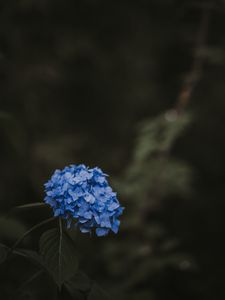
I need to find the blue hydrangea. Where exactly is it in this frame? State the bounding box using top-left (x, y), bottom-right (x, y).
top-left (44, 164), bottom-right (124, 236)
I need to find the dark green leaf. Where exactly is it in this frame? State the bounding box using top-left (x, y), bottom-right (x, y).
top-left (134, 112), bottom-right (191, 162)
top-left (39, 228), bottom-right (78, 288)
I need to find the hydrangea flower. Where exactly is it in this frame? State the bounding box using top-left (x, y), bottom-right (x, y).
top-left (44, 164), bottom-right (124, 236)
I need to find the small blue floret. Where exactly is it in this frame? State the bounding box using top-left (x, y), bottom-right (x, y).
top-left (44, 164), bottom-right (124, 236)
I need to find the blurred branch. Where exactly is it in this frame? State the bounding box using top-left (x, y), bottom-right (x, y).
top-left (175, 2), bottom-right (212, 113)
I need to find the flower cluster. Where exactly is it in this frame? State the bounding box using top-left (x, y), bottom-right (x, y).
top-left (44, 164), bottom-right (124, 236)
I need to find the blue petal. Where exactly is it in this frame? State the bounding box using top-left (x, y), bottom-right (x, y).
top-left (54, 208), bottom-right (62, 217)
top-left (80, 226), bottom-right (90, 233)
top-left (108, 202), bottom-right (120, 211)
top-left (84, 211), bottom-right (92, 219)
top-left (111, 219), bottom-right (120, 234)
top-left (96, 228), bottom-right (109, 237)
top-left (84, 193), bottom-right (95, 204)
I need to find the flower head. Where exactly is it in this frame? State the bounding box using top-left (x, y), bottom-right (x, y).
top-left (44, 164), bottom-right (124, 236)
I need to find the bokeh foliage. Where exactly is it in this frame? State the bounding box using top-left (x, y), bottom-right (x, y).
top-left (1, 0), bottom-right (225, 299)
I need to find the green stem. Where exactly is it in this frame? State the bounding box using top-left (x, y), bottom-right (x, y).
top-left (7, 202), bottom-right (48, 218)
top-left (14, 202), bottom-right (48, 210)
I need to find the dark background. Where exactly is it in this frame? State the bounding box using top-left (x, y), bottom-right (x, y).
top-left (0, 0), bottom-right (225, 299)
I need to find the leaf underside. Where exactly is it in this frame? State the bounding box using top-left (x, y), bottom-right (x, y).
top-left (39, 228), bottom-right (78, 288)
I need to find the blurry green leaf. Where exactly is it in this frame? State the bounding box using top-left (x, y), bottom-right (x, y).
top-left (119, 111), bottom-right (192, 203)
top-left (124, 158), bottom-right (192, 200)
top-left (134, 111), bottom-right (191, 162)
top-left (39, 227), bottom-right (78, 288)
top-left (107, 110), bottom-right (193, 297)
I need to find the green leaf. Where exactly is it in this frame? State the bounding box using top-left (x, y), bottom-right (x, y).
top-left (39, 227), bottom-right (79, 288)
top-left (88, 284), bottom-right (110, 300)
top-left (134, 111), bottom-right (191, 162)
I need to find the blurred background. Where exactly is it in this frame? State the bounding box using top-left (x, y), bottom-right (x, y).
top-left (0, 0), bottom-right (225, 299)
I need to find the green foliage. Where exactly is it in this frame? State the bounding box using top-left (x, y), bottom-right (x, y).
top-left (119, 111), bottom-right (192, 206)
top-left (103, 110), bottom-right (193, 298)
top-left (134, 110), bottom-right (191, 162)
top-left (0, 209), bottom-right (108, 299)
top-left (39, 227), bottom-right (79, 288)
top-left (0, 110), bottom-right (194, 300)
